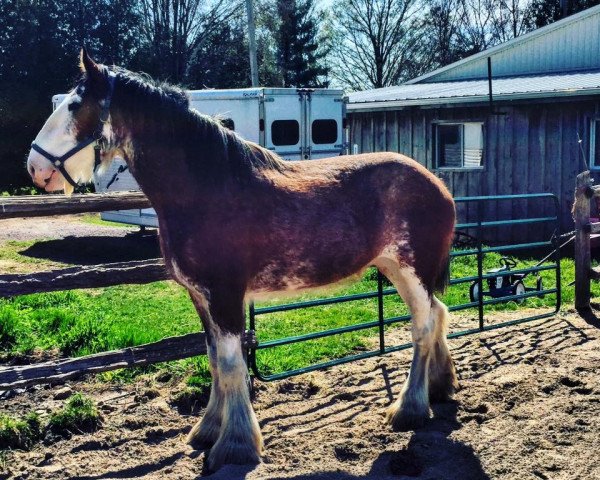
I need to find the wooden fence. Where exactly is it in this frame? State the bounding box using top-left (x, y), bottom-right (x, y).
top-left (573, 171), bottom-right (600, 310)
top-left (0, 192), bottom-right (206, 390)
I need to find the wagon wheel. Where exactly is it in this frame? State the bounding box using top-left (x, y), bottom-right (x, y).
top-left (513, 280), bottom-right (526, 304)
top-left (469, 282), bottom-right (480, 303)
top-left (536, 276), bottom-right (545, 299)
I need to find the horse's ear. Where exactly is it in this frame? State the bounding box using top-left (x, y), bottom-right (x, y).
top-left (79, 48), bottom-right (105, 91)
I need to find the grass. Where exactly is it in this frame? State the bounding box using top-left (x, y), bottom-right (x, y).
top-left (0, 413), bottom-right (41, 450)
top-left (0, 235), bottom-right (595, 382)
top-left (47, 393), bottom-right (101, 435)
top-left (0, 393), bottom-right (100, 451)
top-left (79, 213), bottom-right (133, 229)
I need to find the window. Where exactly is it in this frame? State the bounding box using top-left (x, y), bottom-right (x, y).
top-left (592, 119), bottom-right (600, 168)
top-left (435, 122), bottom-right (484, 169)
top-left (312, 119), bottom-right (338, 144)
top-left (271, 120), bottom-right (300, 146)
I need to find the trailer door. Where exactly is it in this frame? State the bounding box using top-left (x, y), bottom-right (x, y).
top-left (264, 91), bottom-right (303, 160)
top-left (307, 92), bottom-right (345, 159)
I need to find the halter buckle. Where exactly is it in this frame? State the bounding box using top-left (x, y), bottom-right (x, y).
top-left (54, 160), bottom-right (62, 167)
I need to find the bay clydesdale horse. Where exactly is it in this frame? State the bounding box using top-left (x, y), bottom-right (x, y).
top-left (27, 49), bottom-right (457, 470)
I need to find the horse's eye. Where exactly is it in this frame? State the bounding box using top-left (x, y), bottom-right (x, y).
top-left (68, 101), bottom-right (81, 112)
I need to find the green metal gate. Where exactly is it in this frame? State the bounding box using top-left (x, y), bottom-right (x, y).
top-left (248, 193), bottom-right (561, 381)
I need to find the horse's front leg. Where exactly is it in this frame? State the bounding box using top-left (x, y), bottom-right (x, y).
top-left (201, 287), bottom-right (263, 470)
top-left (186, 291), bottom-right (223, 449)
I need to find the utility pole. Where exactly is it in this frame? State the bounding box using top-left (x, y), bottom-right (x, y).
top-left (246, 0), bottom-right (259, 87)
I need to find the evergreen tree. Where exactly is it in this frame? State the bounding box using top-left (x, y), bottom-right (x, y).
top-left (526, 0), bottom-right (600, 28)
top-left (0, 0), bottom-right (141, 191)
top-left (275, 0), bottom-right (328, 87)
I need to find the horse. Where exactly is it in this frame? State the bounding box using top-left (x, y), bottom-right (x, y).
top-left (27, 49), bottom-right (457, 470)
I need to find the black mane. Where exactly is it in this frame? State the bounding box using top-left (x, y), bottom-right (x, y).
top-left (108, 67), bottom-right (284, 185)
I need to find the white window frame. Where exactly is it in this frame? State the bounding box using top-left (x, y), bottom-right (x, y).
top-left (591, 118), bottom-right (600, 169)
top-left (434, 121), bottom-right (484, 170)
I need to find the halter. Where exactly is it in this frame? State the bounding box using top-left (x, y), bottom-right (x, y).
top-left (31, 70), bottom-right (116, 188)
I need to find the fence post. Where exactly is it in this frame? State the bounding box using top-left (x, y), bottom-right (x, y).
top-left (574, 171), bottom-right (592, 311)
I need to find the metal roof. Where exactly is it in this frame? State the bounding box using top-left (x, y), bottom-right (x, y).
top-left (407, 5), bottom-right (600, 84)
top-left (347, 70), bottom-right (600, 111)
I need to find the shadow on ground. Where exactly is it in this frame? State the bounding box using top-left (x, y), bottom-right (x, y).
top-left (21, 232), bottom-right (161, 265)
top-left (200, 401), bottom-right (489, 480)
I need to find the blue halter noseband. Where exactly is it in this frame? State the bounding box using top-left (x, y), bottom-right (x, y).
top-left (31, 70), bottom-right (116, 188)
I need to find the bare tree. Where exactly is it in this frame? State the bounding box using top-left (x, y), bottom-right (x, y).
top-left (328, 0), bottom-right (427, 90)
top-left (138, 0), bottom-right (240, 83)
top-left (423, 0), bottom-right (463, 68)
top-left (456, 0), bottom-right (535, 54)
top-left (455, 0), bottom-right (497, 54)
top-left (493, 0), bottom-right (535, 42)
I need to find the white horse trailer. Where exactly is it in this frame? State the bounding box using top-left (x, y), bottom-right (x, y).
top-left (52, 87), bottom-right (347, 227)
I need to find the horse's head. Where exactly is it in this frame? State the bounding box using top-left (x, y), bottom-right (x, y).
top-left (27, 49), bottom-right (115, 195)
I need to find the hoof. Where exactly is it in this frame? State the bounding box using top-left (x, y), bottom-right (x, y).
top-left (386, 400), bottom-right (429, 432)
top-left (387, 410), bottom-right (429, 432)
top-left (186, 418), bottom-right (221, 450)
top-left (207, 437), bottom-right (262, 471)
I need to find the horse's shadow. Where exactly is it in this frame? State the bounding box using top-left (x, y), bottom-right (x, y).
top-left (199, 396), bottom-right (489, 480)
top-left (20, 232), bottom-right (161, 265)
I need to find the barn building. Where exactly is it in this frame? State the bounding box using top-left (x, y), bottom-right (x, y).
top-left (347, 5), bottom-right (600, 241)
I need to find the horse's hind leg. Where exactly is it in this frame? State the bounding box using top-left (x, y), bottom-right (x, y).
top-left (186, 291), bottom-right (224, 449)
top-left (428, 297), bottom-right (458, 402)
top-left (374, 257), bottom-right (435, 430)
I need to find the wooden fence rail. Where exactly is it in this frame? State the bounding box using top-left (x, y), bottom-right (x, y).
top-left (0, 333), bottom-right (206, 390)
top-left (0, 190), bottom-right (205, 391)
top-left (0, 191), bottom-right (151, 219)
top-left (0, 259), bottom-right (168, 298)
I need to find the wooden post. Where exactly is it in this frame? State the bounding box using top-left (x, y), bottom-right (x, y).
top-left (574, 171), bottom-right (592, 310)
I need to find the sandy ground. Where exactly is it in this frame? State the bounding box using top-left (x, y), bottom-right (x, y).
top-left (2, 216), bottom-right (600, 479)
top-left (2, 309), bottom-right (600, 480)
top-left (0, 215), bottom-right (137, 243)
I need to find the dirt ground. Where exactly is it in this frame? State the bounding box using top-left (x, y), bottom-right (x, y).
top-left (2, 308), bottom-right (600, 480)
top-left (2, 216), bottom-right (600, 479)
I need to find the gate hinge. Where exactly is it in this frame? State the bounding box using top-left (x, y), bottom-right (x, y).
top-left (243, 330), bottom-right (258, 349)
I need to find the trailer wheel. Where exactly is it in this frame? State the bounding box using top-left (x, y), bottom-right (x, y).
top-left (469, 282), bottom-right (480, 302)
top-left (513, 280), bottom-right (526, 304)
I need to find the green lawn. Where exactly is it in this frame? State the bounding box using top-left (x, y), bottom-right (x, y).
top-left (0, 236), bottom-right (594, 383)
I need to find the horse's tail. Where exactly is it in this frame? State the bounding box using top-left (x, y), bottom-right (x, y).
top-left (434, 253), bottom-right (451, 295)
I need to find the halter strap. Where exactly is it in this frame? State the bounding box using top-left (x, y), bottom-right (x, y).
top-left (31, 70), bottom-right (116, 188)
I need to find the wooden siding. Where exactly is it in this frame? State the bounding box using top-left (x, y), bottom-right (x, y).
top-left (348, 99), bottom-right (600, 243)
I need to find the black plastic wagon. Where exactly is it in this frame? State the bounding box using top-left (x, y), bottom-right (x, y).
top-left (469, 257), bottom-right (544, 304)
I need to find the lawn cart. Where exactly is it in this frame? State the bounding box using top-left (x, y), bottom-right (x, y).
top-left (469, 257), bottom-right (544, 304)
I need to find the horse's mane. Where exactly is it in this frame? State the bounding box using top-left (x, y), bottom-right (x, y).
top-left (109, 67), bottom-right (286, 184)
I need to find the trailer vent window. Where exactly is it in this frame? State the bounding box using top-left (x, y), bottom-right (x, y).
top-left (435, 122), bottom-right (483, 169)
top-left (272, 120), bottom-right (300, 146)
top-left (591, 119), bottom-right (600, 168)
top-left (312, 119), bottom-right (338, 144)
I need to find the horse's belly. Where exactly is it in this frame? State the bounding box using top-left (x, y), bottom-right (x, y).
top-left (247, 258), bottom-right (370, 299)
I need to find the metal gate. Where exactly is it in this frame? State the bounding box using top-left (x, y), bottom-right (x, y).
top-left (248, 193), bottom-right (561, 381)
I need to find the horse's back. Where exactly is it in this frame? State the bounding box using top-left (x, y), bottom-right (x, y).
top-left (248, 151), bottom-right (455, 295)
